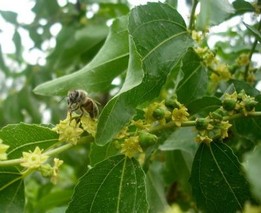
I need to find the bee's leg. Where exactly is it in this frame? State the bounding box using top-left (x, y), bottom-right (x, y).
top-left (79, 106), bottom-right (85, 119)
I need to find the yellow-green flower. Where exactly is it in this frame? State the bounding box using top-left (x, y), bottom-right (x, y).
top-left (219, 121), bottom-right (232, 139)
top-left (121, 136), bottom-right (143, 158)
top-left (236, 53), bottom-right (249, 66)
top-left (172, 105), bottom-right (189, 127)
top-left (116, 126), bottom-right (129, 139)
top-left (195, 134), bottom-right (213, 144)
top-left (210, 63), bottom-right (231, 83)
top-left (39, 158), bottom-right (64, 184)
top-left (0, 139), bottom-right (9, 160)
top-left (192, 30), bottom-right (203, 43)
top-left (53, 113), bottom-right (83, 145)
top-left (80, 114), bottom-right (97, 137)
top-left (50, 158), bottom-right (63, 184)
top-left (21, 147), bottom-right (49, 169)
top-left (144, 101), bottom-right (170, 125)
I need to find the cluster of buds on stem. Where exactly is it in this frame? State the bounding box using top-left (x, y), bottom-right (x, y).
top-left (20, 146), bottom-right (63, 184)
top-left (222, 90), bottom-right (258, 116)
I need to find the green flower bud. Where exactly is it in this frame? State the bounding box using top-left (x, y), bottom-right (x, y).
top-left (245, 100), bottom-right (258, 112)
top-left (152, 108), bottom-right (165, 120)
top-left (195, 118), bottom-right (209, 131)
top-left (139, 131), bottom-right (158, 148)
top-left (165, 99), bottom-right (179, 109)
top-left (222, 99), bottom-right (237, 111)
top-left (211, 108), bottom-right (226, 120)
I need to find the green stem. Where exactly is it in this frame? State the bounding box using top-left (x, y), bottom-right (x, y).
top-left (0, 136), bottom-right (93, 167)
top-left (244, 18), bottom-right (261, 80)
top-left (149, 111), bottom-right (261, 133)
top-left (189, 0), bottom-right (199, 31)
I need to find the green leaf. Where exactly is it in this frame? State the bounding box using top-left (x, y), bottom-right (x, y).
top-left (89, 142), bottom-right (119, 166)
top-left (0, 167), bottom-right (24, 212)
top-left (146, 162), bottom-right (169, 213)
top-left (187, 96), bottom-right (222, 116)
top-left (244, 144), bottom-right (261, 202)
top-left (231, 79), bottom-right (260, 97)
top-left (0, 123), bottom-right (58, 159)
top-left (33, 15), bottom-right (129, 96)
top-left (244, 22), bottom-right (261, 43)
top-left (0, 11), bottom-right (17, 24)
top-left (159, 127), bottom-right (198, 156)
top-left (13, 30), bottom-right (22, 63)
top-left (66, 155), bottom-right (148, 213)
top-left (96, 39), bottom-right (143, 145)
top-left (232, 117), bottom-right (261, 140)
top-left (36, 189), bottom-right (73, 211)
top-left (176, 48), bottom-right (208, 105)
top-left (196, 0), bottom-right (234, 30)
top-left (47, 24), bottom-right (108, 71)
top-left (96, 3), bottom-right (192, 145)
top-left (232, 0), bottom-right (255, 15)
top-left (163, 151), bottom-right (193, 193)
top-left (190, 142), bottom-right (251, 213)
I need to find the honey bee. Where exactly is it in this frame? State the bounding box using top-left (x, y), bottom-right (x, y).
top-left (67, 90), bottom-right (99, 119)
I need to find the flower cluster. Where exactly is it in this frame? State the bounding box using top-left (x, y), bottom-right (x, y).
top-left (222, 90), bottom-right (258, 116)
top-left (193, 30), bottom-right (232, 88)
top-left (118, 99), bottom-right (190, 158)
top-left (20, 146), bottom-right (63, 184)
top-left (195, 115), bottom-right (232, 144)
top-left (0, 139), bottom-right (9, 160)
top-left (144, 101), bottom-right (171, 125)
top-left (53, 112), bottom-right (97, 145)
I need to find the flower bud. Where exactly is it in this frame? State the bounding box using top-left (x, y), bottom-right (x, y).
top-left (210, 108), bottom-right (226, 120)
top-left (139, 131), bottom-right (158, 149)
top-left (195, 118), bottom-right (209, 131)
top-left (245, 100), bottom-right (258, 112)
top-left (222, 99), bottom-right (237, 111)
top-left (165, 99), bottom-right (179, 109)
top-left (152, 108), bottom-right (165, 120)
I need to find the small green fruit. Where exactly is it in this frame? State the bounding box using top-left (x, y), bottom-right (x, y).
top-left (195, 118), bottom-right (208, 131)
top-left (223, 99), bottom-right (236, 111)
top-left (152, 108), bottom-right (165, 120)
top-left (139, 131), bottom-right (158, 148)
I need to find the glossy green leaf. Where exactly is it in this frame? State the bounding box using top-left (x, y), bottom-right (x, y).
top-left (163, 151), bottom-right (193, 193)
top-left (0, 167), bottom-right (24, 212)
top-left (66, 155), bottom-right (148, 213)
top-left (159, 127), bottom-right (198, 156)
top-left (146, 162), bottom-right (169, 213)
top-left (89, 142), bottom-right (119, 166)
top-left (232, 0), bottom-right (255, 15)
top-left (96, 2), bottom-right (192, 145)
top-left (33, 15), bottom-right (129, 96)
top-left (244, 22), bottom-right (261, 43)
top-left (233, 117), bottom-right (261, 140)
top-left (196, 0), bottom-right (234, 30)
top-left (0, 123), bottom-right (58, 159)
top-left (176, 48), bottom-right (208, 105)
top-left (244, 144), bottom-right (261, 202)
top-left (190, 142), bottom-right (251, 213)
top-left (187, 96), bottom-right (222, 116)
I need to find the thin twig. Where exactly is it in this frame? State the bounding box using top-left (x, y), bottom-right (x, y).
top-left (244, 17), bottom-right (261, 80)
top-left (189, 0), bottom-right (199, 31)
